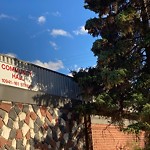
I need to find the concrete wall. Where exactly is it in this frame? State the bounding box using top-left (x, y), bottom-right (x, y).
top-left (0, 101), bottom-right (85, 150)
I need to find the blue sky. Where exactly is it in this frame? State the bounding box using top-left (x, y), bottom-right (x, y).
top-left (0, 0), bottom-right (97, 75)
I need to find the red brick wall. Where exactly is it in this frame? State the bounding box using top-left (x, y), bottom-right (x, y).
top-left (91, 124), bottom-right (145, 150)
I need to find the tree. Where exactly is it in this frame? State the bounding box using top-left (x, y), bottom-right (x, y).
top-left (72, 0), bottom-right (150, 148)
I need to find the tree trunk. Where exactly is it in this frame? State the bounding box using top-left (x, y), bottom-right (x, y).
top-left (140, 0), bottom-right (150, 73)
top-left (84, 114), bottom-right (93, 150)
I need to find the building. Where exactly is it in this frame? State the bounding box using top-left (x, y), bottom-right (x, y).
top-left (0, 54), bottom-right (144, 150)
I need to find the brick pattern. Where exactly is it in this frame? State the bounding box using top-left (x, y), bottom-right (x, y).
top-left (0, 101), bottom-right (85, 150)
top-left (0, 100), bottom-right (146, 150)
top-left (91, 124), bottom-right (145, 150)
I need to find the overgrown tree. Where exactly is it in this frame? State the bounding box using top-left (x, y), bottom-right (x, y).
top-left (72, 0), bottom-right (150, 148)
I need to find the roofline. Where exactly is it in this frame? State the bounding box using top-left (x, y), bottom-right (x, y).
top-left (0, 53), bottom-right (73, 79)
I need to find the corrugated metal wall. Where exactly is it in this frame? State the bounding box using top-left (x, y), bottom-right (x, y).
top-left (0, 54), bottom-right (81, 100)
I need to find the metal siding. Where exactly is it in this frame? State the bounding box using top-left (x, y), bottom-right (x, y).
top-left (62, 76), bottom-right (66, 97)
top-left (51, 72), bottom-right (56, 95)
top-left (49, 71), bottom-right (54, 94)
top-left (0, 54), bottom-right (81, 100)
top-left (46, 70), bottom-right (51, 94)
top-left (60, 74), bottom-right (64, 96)
top-left (55, 73), bottom-right (60, 95)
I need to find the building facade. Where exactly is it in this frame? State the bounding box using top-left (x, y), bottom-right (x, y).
top-left (0, 54), bottom-right (145, 150)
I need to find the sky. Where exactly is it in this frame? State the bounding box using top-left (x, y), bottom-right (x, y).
top-left (0, 0), bottom-right (97, 75)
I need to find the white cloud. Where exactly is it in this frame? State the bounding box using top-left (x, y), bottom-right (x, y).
top-left (49, 41), bottom-right (58, 50)
top-left (0, 13), bottom-right (17, 21)
top-left (32, 60), bottom-right (64, 71)
top-left (5, 53), bottom-right (17, 58)
top-left (50, 29), bottom-right (72, 37)
top-left (52, 11), bottom-right (61, 17)
top-left (37, 16), bottom-right (46, 24)
top-left (3, 52), bottom-right (64, 71)
top-left (73, 26), bottom-right (88, 35)
top-left (67, 73), bottom-right (73, 77)
top-left (67, 65), bottom-right (82, 77)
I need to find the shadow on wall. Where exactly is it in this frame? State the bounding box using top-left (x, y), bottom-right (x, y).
top-left (0, 98), bottom-right (85, 149)
top-left (0, 55), bottom-right (87, 149)
top-left (31, 93), bottom-right (85, 150)
top-left (0, 54), bottom-right (81, 100)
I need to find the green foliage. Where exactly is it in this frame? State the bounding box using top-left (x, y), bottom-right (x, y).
top-left (117, 8), bottom-right (137, 22)
top-left (116, 7), bottom-right (140, 36)
top-left (73, 0), bottom-right (150, 147)
top-left (144, 33), bottom-right (150, 46)
top-left (101, 68), bottom-right (127, 88)
top-left (85, 18), bottom-right (102, 37)
top-left (141, 104), bottom-right (150, 123)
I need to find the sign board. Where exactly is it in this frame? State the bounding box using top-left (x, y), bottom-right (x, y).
top-left (0, 61), bottom-right (34, 90)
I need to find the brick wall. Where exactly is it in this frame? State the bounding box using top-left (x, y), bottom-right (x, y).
top-left (0, 100), bottom-right (146, 150)
top-left (91, 124), bottom-right (145, 150)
